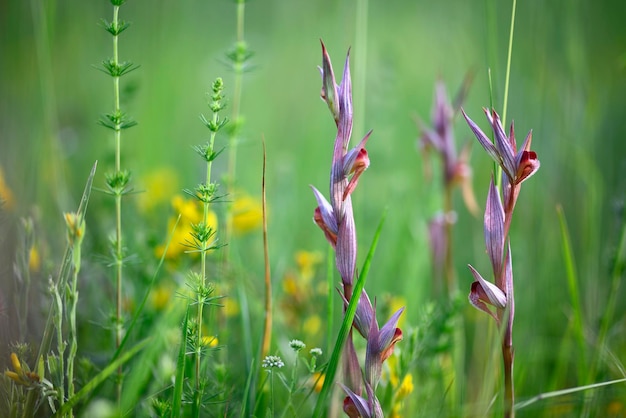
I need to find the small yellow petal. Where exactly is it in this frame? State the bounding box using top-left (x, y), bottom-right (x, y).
top-left (10, 353), bottom-right (22, 374)
top-left (397, 374), bottom-right (414, 399)
top-left (303, 315), bottom-right (321, 336)
top-left (28, 245), bottom-right (40, 273)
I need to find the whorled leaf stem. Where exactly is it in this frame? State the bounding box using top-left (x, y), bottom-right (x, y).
top-left (99, 0), bottom-right (138, 405)
top-left (187, 77), bottom-right (227, 416)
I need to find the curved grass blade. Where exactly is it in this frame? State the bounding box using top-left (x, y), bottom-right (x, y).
top-left (54, 338), bottom-right (150, 417)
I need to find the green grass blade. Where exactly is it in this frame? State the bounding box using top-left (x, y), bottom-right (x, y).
top-left (312, 208), bottom-right (387, 418)
top-left (240, 359), bottom-right (256, 418)
top-left (325, 244), bottom-right (335, 357)
top-left (515, 378), bottom-right (626, 411)
top-left (556, 205), bottom-right (587, 378)
top-left (54, 338), bottom-right (150, 417)
top-left (171, 307), bottom-right (190, 418)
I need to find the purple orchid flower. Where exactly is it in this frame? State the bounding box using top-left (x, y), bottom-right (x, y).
top-left (311, 41), bottom-right (372, 287)
top-left (462, 108), bottom-right (540, 187)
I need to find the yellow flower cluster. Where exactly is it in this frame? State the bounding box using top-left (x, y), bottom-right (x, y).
top-left (231, 191), bottom-right (263, 235)
top-left (280, 250), bottom-right (326, 343)
top-left (4, 353), bottom-right (39, 387)
top-left (386, 353), bottom-right (415, 418)
top-left (155, 195), bottom-right (218, 261)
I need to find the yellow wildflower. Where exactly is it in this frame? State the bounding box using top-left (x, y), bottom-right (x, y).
top-left (387, 353), bottom-right (399, 387)
top-left (295, 250), bottom-right (323, 281)
top-left (282, 272), bottom-right (298, 297)
top-left (136, 168), bottom-right (179, 213)
top-left (5, 353), bottom-right (39, 387)
top-left (311, 372), bottom-right (325, 393)
top-left (223, 296), bottom-right (240, 318)
top-left (396, 373), bottom-right (414, 400)
top-left (151, 284), bottom-right (172, 311)
top-left (232, 191), bottom-right (263, 235)
top-left (201, 336), bottom-right (219, 348)
top-left (303, 315), bottom-right (322, 336)
top-left (0, 167), bottom-right (15, 210)
top-left (155, 195), bottom-right (218, 260)
top-left (29, 245), bottom-right (41, 273)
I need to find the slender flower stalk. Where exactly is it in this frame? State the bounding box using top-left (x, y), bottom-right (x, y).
top-left (99, 0), bottom-right (138, 403)
top-left (463, 108), bottom-right (539, 418)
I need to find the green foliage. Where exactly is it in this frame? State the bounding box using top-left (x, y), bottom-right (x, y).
top-left (1, 1), bottom-right (626, 417)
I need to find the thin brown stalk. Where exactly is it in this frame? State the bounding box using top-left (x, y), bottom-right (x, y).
top-left (260, 138), bottom-right (272, 359)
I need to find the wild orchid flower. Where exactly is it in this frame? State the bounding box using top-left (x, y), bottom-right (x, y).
top-left (462, 108), bottom-right (540, 188)
top-left (311, 41), bottom-right (404, 416)
top-left (463, 107), bottom-right (540, 418)
top-left (311, 41), bottom-right (372, 288)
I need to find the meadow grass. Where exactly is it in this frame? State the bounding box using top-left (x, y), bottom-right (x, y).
top-left (1, 0), bottom-right (625, 417)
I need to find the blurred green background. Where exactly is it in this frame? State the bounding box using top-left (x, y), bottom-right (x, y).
top-left (1, 0), bottom-right (625, 415)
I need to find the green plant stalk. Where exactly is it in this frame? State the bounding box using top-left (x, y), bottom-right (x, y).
top-left (66, 221), bottom-right (85, 418)
top-left (585, 210), bottom-right (626, 386)
top-left (501, 0), bottom-right (516, 128)
top-left (52, 279), bottom-right (65, 410)
top-left (556, 205), bottom-right (587, 380)
top-left (110, 3), bottom-right (125, 404)
top-left (171, 308), bottom-right (190, 418)
top-left (443, 185), bottom-right (455, 296)
top-left (194, 110), bottom-right (220, 415)
top-left (313, 209), bottom-right (387, 418)
top-left (225, 0), bottom-right (247, 258)
top-left (325, 245), bottom-right (334, 358)
top-left (354, 0), bottom-right (368, 141)
top-left (22, 162), bottom-right (97, 418)
top-left (269, 371), bottom-right (275, 417)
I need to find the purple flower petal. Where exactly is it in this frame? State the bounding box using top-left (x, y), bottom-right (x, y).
top-left (463, 109), bottom-right (502, 169)
top-left (320, 40), bottom-right (339, 123)
top-left (484, 179), bottom-right (505, 284)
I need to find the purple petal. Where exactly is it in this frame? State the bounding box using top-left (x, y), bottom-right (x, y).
top-left (341, 385), bottom-right (372, 418)
top-left (336, 198), bottom-right (356, 286)
top-left (378, 307), bottom-right (405, 350)
top-left (463, 109), bottom-right (501, 168)
top-left (310, 185), bottom-right (337, 234)
top-left (352, 290), bottom-right (375, 339)
top-left (337, 50), bottom-right (353, 151)
top-left (503, 240), bottom-right (514, 303)
top-left (487, 109), bottom-right (517, 181)
top-left (320, 40), bottom-right (339, 123)
top-left (484, 179), bottom-right (505, 283)
top-left (468, 264), bottom-right (506, 308)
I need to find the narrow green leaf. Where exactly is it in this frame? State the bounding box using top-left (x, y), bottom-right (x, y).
top-left (313, 209), bottom-right (387, 418)
top-left (556, 205), bottom-right (587, 377)
top-left (171, 308), bottom-right (190, 418)
top-left (54, 338), bottom-right (150, 417)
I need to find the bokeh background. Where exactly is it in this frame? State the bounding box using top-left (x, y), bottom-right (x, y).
top-left (1, 0), bottom-right (625, 416)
